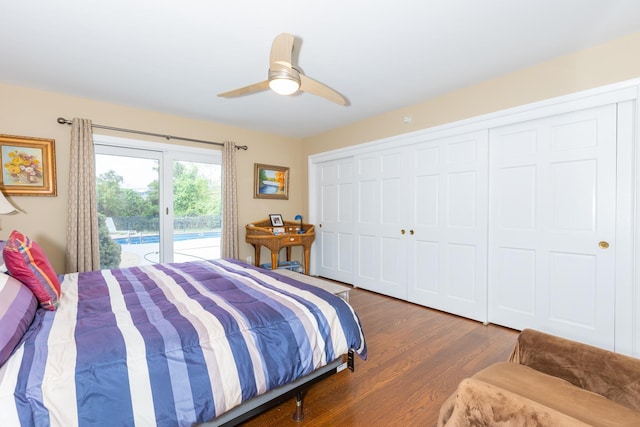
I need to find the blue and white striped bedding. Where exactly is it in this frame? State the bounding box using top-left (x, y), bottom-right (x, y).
top-left (0, 259), bottom-right (366, 426)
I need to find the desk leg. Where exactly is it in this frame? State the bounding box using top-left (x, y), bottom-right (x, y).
top-left (253, 245), bottom-right (260, 267)
top-left (303, 245), bottom-right (311, 275)
top-left (270, 251), bottom-right (278, 270)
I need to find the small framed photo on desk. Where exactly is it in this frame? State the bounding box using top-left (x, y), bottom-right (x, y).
top-left (269, 214), bottom-right (284, 227)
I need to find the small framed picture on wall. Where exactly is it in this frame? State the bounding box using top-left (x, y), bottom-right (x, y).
top-left (0, 134), bottom-right (57, 196)
top-left (254, 163), bottom-right (289, 200)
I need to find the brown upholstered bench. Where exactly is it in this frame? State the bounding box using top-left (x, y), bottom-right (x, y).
top-left (438, 329), bottom-right (640, 426)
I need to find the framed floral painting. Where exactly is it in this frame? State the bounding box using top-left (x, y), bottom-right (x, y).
top-left (0, 134), bottom-right (57, 196)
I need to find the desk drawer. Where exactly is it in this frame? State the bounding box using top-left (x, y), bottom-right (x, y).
top-left (282, 235), bottom-right (301, 244)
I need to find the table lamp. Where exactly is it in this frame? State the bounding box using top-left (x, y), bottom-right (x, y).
top-left (294, 214), bottom-right (304, 233)
top-left (0, 190), bottom-right (17, 214)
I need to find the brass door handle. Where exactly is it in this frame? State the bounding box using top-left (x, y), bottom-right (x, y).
top-left (599, 241), bottom-right (609, 249)
top-left (410, 230), bottom-right (414, 235)
top-left (401, 229), bottom-right (405, 235)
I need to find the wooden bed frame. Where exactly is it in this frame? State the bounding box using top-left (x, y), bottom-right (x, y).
top-left (204, 350), bottom-right (355, 426)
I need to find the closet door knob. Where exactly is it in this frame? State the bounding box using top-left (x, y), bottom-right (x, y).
top-left (401, 229), bottom-right (406, 235)
top-left (410, 230), bottom-right (414, 235)
top-left (599, 241), bottom-right (609, 249)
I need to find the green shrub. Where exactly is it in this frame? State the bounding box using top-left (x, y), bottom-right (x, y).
top-left (98, 213), bottom-right (121, 269)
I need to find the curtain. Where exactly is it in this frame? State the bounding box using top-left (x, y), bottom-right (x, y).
top-left (65, 118), bottom-right (100, 273)
top-left (221, 141), bottom-right (239, 259)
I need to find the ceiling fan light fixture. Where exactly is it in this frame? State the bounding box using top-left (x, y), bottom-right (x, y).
top-left (219, 33), bottom-right (346, 105)
top-left (268, 68), bottom-right (300, 95)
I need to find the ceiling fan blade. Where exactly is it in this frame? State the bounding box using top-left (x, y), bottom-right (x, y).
top-left (217, 80), bottom-right (269, 98)
top-left (299, 74), bottom-right (347, 105)
top-left (270, 33), bottom-right (295, 66)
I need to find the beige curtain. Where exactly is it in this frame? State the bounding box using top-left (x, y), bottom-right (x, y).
top-left (221, 141), bottom-right (239, 259)
top-left (65, 118), bottom-right (100, 273)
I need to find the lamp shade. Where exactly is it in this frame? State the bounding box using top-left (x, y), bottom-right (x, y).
top-left (0, 191), bottom-right (17, 214)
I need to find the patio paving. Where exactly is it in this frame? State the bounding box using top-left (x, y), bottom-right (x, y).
top-left (118, 236), bottom-right (220, 267)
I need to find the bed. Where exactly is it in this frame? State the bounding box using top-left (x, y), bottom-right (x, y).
top-left (0, 233), bottom-right (366, 427)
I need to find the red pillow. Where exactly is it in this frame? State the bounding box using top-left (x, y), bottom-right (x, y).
top-left (3, 230), bottom-right (61, 311)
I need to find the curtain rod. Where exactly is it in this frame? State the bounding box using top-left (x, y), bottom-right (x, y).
top-left (56, 117), bottom-right (248, 150)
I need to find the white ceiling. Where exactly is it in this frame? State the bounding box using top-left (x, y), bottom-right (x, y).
top-left (2, 1), bottom-right (640, 139)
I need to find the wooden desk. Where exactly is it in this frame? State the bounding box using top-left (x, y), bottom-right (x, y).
top-left (245, 219), bottom-right (315, 275)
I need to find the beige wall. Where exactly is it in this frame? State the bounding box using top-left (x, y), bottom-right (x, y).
top-left (0, 83), bottom-right (303, 272)
top-left (3, 30), bottom-right (639, 273)
top-left (300, 31), bottom-right (640, 216)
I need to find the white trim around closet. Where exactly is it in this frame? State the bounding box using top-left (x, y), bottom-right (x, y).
top-left (309, 77), bottom-right (640, 356)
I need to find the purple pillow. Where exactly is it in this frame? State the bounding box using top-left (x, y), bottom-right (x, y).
top-left (0, 274), bottom-right (37, 366)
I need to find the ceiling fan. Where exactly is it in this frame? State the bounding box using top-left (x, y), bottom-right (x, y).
top-left (217, 33), bottom-right (347, 105)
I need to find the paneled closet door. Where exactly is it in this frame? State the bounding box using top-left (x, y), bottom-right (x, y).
top-left (315, 157), bottom-right (355, 282)
top-left (406, 132), bottom-right (489, 322)
top-left (354, 149), bottom-right (408, 299)
top-left (488, 104), bottom-right (617, 350)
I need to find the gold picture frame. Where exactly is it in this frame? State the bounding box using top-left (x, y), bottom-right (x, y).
top-left (0, 134), bottom-right (57, 196)
top-left (254, 163), bottom-right (289, 200)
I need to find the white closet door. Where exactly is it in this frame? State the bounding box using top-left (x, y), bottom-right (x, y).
top-left (315, 158), bottom-right (355, 282)
top-left (488, 104), bottom-right (617, 349)
top-left (406, 131), bottom-right (488, 322)
top-left (354, 149), bottom-right (407, 299)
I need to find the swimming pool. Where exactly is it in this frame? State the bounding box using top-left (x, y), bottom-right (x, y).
top-left (113, 230), bottom-right (220, 245)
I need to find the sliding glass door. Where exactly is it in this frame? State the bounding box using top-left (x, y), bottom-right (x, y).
top-left (95, 148), bottom-right (161, 267)
top-left (166, 155), bottom-right (221, 263)
top-left (94, 135), bottom-right (221, 268)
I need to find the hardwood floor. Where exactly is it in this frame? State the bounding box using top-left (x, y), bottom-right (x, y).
top-left (241, 287), bottom-right (519, 426)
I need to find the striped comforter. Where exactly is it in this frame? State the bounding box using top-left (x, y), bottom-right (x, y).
top-left (0, 259), bottom-right (366, 426)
